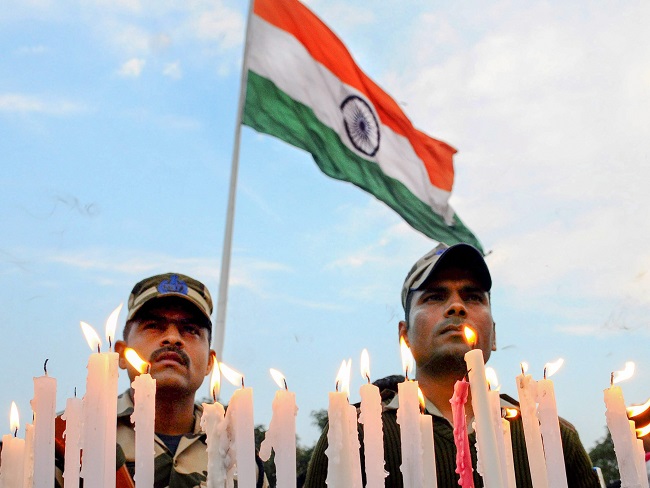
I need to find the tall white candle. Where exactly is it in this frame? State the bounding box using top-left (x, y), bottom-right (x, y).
top-left (260, 369), bottom-right (297, 488)
top-left (220, 362), bottom-right (256, 488)
top-left (79, 306), bottom-right (121, 488)
top-left (604, 362), bottom-right (643, 488)
top-left (125, 348), bottom-right (156, 488)
top-left (0, 402), bottom-right (26, 488)
top-left (515, 363), bottom-right (548, 488)
top-left (485, 368), bottom-right (511, 488)
top-left (537, 359), bottom-right (568, 488)
top-left (501, 413), bottom-right (517, 488)
top-left (32, 361), bottom-right (57, 488)
top-left (62, 395), bottom-right (83, 488)
top-left (358, 349), bottom-right (386, 488)
top-left (418, 392), bottom-right (437, 488)
top-left (464, 347), bottom-right (503, 487)
top-left (397, 338), bottom-right (424, 488)
top-left (23, 422), bottom-right (35, 488)
top-left (201, 360), bottom-right (229, 488)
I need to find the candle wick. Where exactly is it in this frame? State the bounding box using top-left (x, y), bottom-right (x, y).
top-left (610, 372), bottom-right (614, 387)
top-left (44, 358), bottom-right (49, 376)
top-left (74, 387), bottom-right (77, 398)
top-left (405, 366), bottom-right (410, 381)
top-left (365, 373), bottom-right (371, 384)
top-left (97, 344), bottom-right (101, 354)
top-left (336, 380), bottom-right (340, 393)
top-left (241, 377), bottom-right (245, 389)
top-left (212, 386), bottom-right (217, 403)
top-left (13, 427), bottom-right (17, 437)
top-left (544, 367), bottom-right (547, 380)
top-left (283, 378), bottom-right (288, 391)
top-left (109, 336), bottom-right (113, 351)
top-left (520, 363), bottom-right (525, 375)
top-left (146, 364), bottom-right (151, 375)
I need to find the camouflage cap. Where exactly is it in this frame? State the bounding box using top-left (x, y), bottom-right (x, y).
top-left (401, 242), bottom-right (491, 309)
top-left (126, 273), bottom-right (213, 323)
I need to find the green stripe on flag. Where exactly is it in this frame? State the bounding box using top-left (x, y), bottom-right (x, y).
top-left (243, 71), bottom-right (483, 251)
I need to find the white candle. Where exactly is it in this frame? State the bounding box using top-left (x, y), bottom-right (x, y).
top-left (604, 362), bottom-right (643, 488)
top-left (201, 360), bottom-right (228, 488)
top-left (125, 348), bottom-right (156, 488)
top-left (32, 362), bottom-right (57, 488)
top-left (358, 350), bottom-right (386, 488)
top-left (260, 369), bottom-right (297, 488)
top-left (221, 362), bottom-right (256, 488)
top-left (485, 368), bottom-right (510, 488)
top-left (397, 339), bottom-right (424, 488)
top-left (0, 402), bottom-right (26, 488)
top-left (419, 405), bottom-right (437, 488)
top-left (23, 422), bottom-right (35, 488)
top-left (515, 363), bottom-right (548, 488)
top-left (501, 414), bottom-right (517, 488)
top-left (62, 395), bottom-right (83, 488)
top-left (464, 348), bottom-right (503, 488)
top-left (325, 360), bottom-right (362, 488)
top-left (79, 306), bottom-right (121, 488)
top-left (537, 360), bottom-right (568, 488)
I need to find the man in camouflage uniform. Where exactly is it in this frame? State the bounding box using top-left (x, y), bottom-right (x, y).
top-left (55, 273), bottom-right (266, 487)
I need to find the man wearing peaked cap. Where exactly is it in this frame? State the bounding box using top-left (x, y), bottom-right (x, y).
top-left (54, 273), bottom-right (268, 488)
top-left (306, 242), bottom-right (599, 488)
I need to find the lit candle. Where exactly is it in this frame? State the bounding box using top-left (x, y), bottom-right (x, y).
top-left (450, 376), bottom-right (474, 488)
top-left (62, 391), bottom-right (83, 488)
top-left (418, 388), bottom-right (437, 488)
top-left (485, 367), bottom-right (512, 488)
top-left (221, 362), bottom-right (256, 488)
top-left (358, 349), bottom-right (386, 488)
top-left (0, 402), bottom-right (26, 487)
top-left (260, 368), bottom-right (297, 488)
top-left (200, 360), bottom-right (228, 488)
top-left (463, 327), bottom-right (503, 488)
top-left (502, 409), bottom-right (519, 488)
top-left (325, 359), bottom-right (362, 488)
top-left (604, 362), bottom-right (645, 487)
top-left (32, 359), bottom-right (57, 488)
top-left (515, 362), bottom-right (548, 488)
top-left (537, 359), bottom-right (568, 488)
top-left (124, 348), bottom-right (156, 488)
top-left (396, 338), bottom-right (424, 488)
top-left (79, 304), bottom-right (121, 488)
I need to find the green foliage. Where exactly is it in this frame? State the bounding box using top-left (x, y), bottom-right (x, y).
top-left (589, 429), bottom-right (619, 485)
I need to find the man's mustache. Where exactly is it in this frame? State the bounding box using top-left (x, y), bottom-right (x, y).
top-left (149, 346), bottom-right (190, 366)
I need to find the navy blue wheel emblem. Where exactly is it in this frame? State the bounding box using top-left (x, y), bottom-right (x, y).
top-left (340, 95), bottom-right (380, 157)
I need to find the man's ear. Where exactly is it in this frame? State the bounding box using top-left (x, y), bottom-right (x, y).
top-left (491, 322), bottom-right (497, 351)
top-left (398, 320), bottom-right (409, 347)
top-left (205, 350), bottom-right (216, 377)
top-left (114, 340), bottom-right (128, 370)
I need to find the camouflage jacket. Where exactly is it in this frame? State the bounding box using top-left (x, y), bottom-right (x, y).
top-left (55, 390), bottom-right (268, 488)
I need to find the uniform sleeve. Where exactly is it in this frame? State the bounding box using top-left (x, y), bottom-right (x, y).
top-left (560, 418), bottom-right (600, 488)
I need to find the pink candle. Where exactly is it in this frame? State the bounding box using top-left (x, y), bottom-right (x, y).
top-left (450, 378), bottom-right (474, 488)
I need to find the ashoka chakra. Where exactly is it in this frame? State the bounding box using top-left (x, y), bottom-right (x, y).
top-left (340, 95), bottom-right (380, 157)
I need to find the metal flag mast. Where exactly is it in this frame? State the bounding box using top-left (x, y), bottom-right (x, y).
top-left (213, 0), bottom-right (255, 364)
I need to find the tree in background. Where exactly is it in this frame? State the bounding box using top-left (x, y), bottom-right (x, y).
top-left (589, 429), bottom-right (619, 485)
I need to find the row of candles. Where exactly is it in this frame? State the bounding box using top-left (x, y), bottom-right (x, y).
top-left (0, 305), bottom-right (649, 488)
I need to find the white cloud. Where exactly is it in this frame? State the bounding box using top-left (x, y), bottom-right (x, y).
top-left (14, 45), bottom-right (48, 55)
top-left (162, 61), bottom-right (182, 79)
top-left (118, 58), bottom-right (146, 77)
top-left (0, 93), bottom-right (86, 115)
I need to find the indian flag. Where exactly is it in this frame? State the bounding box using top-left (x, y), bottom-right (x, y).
top-left (242, 0), bottom-right (482, 251)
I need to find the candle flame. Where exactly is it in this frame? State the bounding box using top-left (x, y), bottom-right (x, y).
top-left (544, 358), bottom-right (564, 379)
top-left (105, 303), bottom-right (123, 348)
top-left (627, 398), bottom-right (650, 418)
top-left (335, 359), bottom-right (351, 396)
top-left (360, 349), bottom-right (371, 382)
top-left (612, 361), bottom-right (635, 385)
top-left (520, 361), bottom-right (529, 374)
top-left (636, 422), bottom-right (650, 438)
top-left (417, 387), bottom-right (426, 413)
top-left (463, 327), bottom-right (477, 347)
top-left (80, 321), bottom-right (102, 352)
top-left (485, 367), bottom-right (500, 391)
top-left (270, 368), bottom-right (287, 390)
top-left (400, 337), bottom-right (415, 379)
top-left (209, 361), bottom-right (221, 400)
top-left (219, 362), bottom-right (243, 387)
top-left (504, 408), bottom-right (519, 419)
top-left (9, 401), bottom-right (19, 433)
top-left (124, 348), bottom-right (149, 374)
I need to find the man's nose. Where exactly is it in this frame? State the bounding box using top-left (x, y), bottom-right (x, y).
top-left (444, 297), bottom-right (467, 317)
top-left (161, 324), bottom-right (184, 346)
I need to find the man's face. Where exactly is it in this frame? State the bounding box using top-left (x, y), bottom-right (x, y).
top-left (116, 298), bottom-right (214, 397)
top-left (399, 265), bottom-right (496, 376)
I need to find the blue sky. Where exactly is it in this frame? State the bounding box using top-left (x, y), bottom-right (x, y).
top-left (1, 0), bottom-right (650, 452)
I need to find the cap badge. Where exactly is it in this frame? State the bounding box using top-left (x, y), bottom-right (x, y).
top-left (157, 274), bottom-right (188, 295)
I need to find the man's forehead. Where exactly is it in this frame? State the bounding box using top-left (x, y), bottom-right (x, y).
top-left (420, 266), bottom-right (488, 291)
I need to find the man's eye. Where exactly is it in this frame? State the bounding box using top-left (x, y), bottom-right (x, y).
top-left (424, 293), bottom-right (444, 301)
top-left (184, 325), bottom-right (200, 335)
top-left (467, 294), bottom-right (484, 302)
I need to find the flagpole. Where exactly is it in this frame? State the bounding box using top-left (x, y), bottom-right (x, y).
top-left (213, 0), bottom-right (255, 363)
